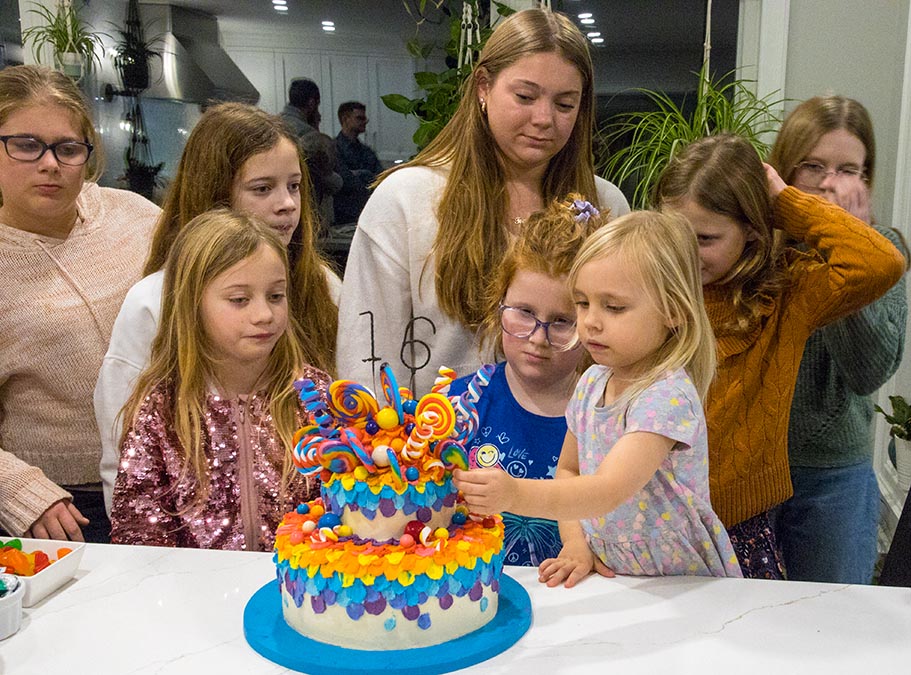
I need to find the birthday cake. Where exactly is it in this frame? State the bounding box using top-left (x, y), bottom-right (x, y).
top-left (273, 364), bottom-right (504, 651)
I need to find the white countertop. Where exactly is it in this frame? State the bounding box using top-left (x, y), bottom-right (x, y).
top-left (2, 543), bottom-right (910, 674)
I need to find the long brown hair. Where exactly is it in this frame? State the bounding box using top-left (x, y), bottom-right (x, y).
top-left (655, 134), bottom-right (786, 334)
top-left (0, 64), bottom-right (104, 203)
top-left (381, 8), bottom-right (597, 330)
top-left (481, 193), bottom-right (601, 366)
top-left (122, 209), bottom-right (308, 506)
top-left (769, 95), bottom-right (876, 189)
top-left (144, 102), bottom-right (337, 372)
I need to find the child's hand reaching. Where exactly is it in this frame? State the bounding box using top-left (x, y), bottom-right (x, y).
top-left (538, 539), bottom-right (615, 588)
top-left (452, 467), bottom-right (518, 515)
top-left (763, 162), bottom-right (788, 199)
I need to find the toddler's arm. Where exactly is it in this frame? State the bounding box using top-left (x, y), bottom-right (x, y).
top-left (454, 430), bottom-right (674, 521)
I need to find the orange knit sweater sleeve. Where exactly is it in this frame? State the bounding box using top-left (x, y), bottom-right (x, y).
top-left (775, 187), bottom-right (905, 328)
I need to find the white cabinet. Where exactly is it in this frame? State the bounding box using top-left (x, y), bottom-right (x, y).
top-left (223, 41), bottom-right (418, 165)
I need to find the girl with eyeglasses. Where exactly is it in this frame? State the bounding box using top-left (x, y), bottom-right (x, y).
top-left (455, 210), bottom-right (742, 583)
top-left (0, 65), bottom-right (160, 543)
top-left (655, 133), bottom-right (905, 579)
top-left (447, 196), bottom-right (594, 567)
top-left (768, 96), bottom-right (908, 584)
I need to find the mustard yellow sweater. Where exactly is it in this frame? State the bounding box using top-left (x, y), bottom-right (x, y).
top-left (704, 187), bottom-right (905, 527)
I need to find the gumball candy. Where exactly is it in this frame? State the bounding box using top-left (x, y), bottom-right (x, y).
top-left (371, 446), bottom-right (392, 467)
top-left (290, 530), bottom-right (305, 545)
top-left (405, 466), bottom-right (420, 482)
top-left (310, 504), bottom-right (325, 518)
top-left (302, 520), bottom-right (317, 534)
top-left (403, 520), bottom-right (425, 541)
top-left (405, 422), bottom-right (415, 435)
top-left (402, 399), bottom-right (418, 415)
top-left (376, 407), bottom-right (399, 430)
top-left (296, 503), bottom-right (310, 515)
top-left (433, 528), bottom-right (449, 540)
top-left (451, 511), bottom-right (467, 526)
top-left (365, 419), bottom-right (380, 434)
top-left (354, 466), bottom-right (369, 480)
top-left (337, 525), bottom-right (353, 537)
top-left (399, 534), bottom-right (415, 548)
top-left (318, 513), bottom-right (342, 529)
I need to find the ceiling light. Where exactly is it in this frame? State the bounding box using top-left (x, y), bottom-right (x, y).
top-left (272, 0), bottom-right (287, 5)
top-left (275, 5), bottom-right (288, 11)
top-left (321, 20), bottom-right (334, 26)
top-left (580, 18), bottom-right (595, 25)
top-left (587, 32), bottom-right (601, 37)
top-left (578, 13), bottom-right (593, 19)
top-left (323, 25), bottom-right (335, 32)
top-left (591, 37), bottom-right (604, 44)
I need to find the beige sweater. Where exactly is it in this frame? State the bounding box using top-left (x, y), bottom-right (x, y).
top-left (0, 183), bottom-right (159, 535)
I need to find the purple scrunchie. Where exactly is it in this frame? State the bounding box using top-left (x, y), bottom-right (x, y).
top-left (572, 199), bottom-right (600, 223)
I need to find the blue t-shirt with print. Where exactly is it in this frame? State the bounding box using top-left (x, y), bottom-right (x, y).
top-left (449, 362), bottom-right (564, 566)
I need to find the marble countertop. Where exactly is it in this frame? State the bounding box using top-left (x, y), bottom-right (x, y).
top-left (2, 543), bottom-right (910, 674)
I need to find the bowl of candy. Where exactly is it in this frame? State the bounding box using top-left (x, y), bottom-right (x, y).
top-left (0, 573), bottom-right (24, 640)
top-left (0, 538), bottom-right (85, 607)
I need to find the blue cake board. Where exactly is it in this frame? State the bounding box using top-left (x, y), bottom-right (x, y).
top-left (243, 574), bottom-right (532, 675)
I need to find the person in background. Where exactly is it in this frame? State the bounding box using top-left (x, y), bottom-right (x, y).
top-left (769, 96), bottom-right (908, 584)
top-left (334, 101), bottom-right (383, 227)
top-left (337, 8), bottom-right (629, 394)
top-left (96, 103), bottom-right (339, 515)
top-left (110, 210), bottom-right (329, 550)
top-left (0, 65), bottom-right (160, 542)
top-left (455, 210), bottom-right (742, 583)
top-left (655, 134), bottom-right (905, 578)
top-left (448, 195), bottom-right (597, 566)
top-left (281, 78), bottom-right (341, 233)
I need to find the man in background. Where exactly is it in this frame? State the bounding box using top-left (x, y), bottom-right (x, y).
top-left (334, 101), bottom-right (383, 227)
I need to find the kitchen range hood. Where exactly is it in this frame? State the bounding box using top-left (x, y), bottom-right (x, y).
top-left (139, 3), bottom-right (259, 105)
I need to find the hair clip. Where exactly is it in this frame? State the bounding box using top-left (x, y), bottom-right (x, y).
top-left (570, 199), bottom-right (600, 223)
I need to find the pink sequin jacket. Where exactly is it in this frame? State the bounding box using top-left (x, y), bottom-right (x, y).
top-left (110, 368), bottom-right (330, 551)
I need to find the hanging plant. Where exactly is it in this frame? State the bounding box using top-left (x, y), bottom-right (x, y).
top-left (110, 0), bottom-right (162, 94)
top-left (119, 99), bottom-right (164, 201)
top-left (22, 1), bottom-right (107, 81)
top-left (596, 0), bottom-right (785, 208)
top-left (382, 0), bottom-right (514, 149)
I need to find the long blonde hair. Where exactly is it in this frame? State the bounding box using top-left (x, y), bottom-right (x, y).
top-left (382, 8), bottom-right (597, 329)
top-left (481, 193), bottom-right (602, 367)
top-left (121, 209), bottom-right (308, 506)
top-left (145, 102), bottom-right (337, 373)
top-left (0, 64), bottom-right (104, 204)
top-left (655, 134), bottom-right (786, 334)
top-left (569, 211), bottom-right (716, 403)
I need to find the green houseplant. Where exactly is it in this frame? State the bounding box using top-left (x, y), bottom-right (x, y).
top-left (876, 395), bottom-right (911, 489)
top-left (598, 63), bottom-right (784, 209)
top-left (382, 0), bottom-right (513, 149)
top-left (22, 1), bottom-right (106, 81)
top-left (110, 0), bottom-right (162, 93)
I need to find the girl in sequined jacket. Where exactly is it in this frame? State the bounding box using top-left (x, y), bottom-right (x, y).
top-left (110, 210), bottom-right (330, 550)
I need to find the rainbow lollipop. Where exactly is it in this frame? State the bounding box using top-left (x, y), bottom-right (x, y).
top-left (379, 363), bottom-right (404, 425)
top-left (328, 380), bottom-right (379, 426)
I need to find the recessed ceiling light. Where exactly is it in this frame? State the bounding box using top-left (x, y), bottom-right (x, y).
top-left (272, 0), bottom-right (286, 5)
top-left (587, 32), bottom-right (601, 37)
top-left (275, 5), bottom-right (288, 11)
top-left (591, 37), bottom-right (604, 44)
top-left (580, 18), bottom-right (595, 25)
top-left (323, 25), bottom-right (335, 32)
top-left (578, 13), bottom-right (593, 19)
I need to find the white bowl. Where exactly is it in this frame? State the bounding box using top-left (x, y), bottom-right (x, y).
top-left (1, 538), bottom-right (85, 607)
top-left (0, 573), bottom-right (24, 640)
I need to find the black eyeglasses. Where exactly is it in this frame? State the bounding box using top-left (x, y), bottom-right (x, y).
top-left (499, 304), bottom-right (577, 348)
top-left (0, 135), bottom-right (94, 166)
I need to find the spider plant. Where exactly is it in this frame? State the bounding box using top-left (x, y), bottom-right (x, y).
top-left (22, 1), bottom-right (107, 78)
top-left (598, 63), bottom-right (785, 208)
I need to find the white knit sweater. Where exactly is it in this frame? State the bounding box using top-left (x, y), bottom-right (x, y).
top-left (336, 165), bottom-right (630, 394)
top-left (0, 183), bottom-right (159, 535)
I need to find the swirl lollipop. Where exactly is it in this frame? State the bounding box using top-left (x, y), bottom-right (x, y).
top-left (343, 428), bottom-right (376, 472)
top-left (328, 380), bottom-right (379, 426)
top-left (379, 363), bottom-right (404, 425)
top-left (318, 439), bottom-right (358, 474)
top-left (436, 439), bottom-right (469, 471)
top-left (292, 435), bottom-right (324, 476)
top-left (405, 393), bottom-right (457, 459)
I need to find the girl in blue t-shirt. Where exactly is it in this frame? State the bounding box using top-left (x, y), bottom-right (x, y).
top-left (449, 195), bottom-right (601, 565)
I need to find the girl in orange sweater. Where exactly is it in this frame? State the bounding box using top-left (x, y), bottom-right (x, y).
top-left (655, 134), bottom-right (904, 578)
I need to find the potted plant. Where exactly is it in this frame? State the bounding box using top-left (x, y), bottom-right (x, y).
top-left (110, 0), bottom-right (162, 94)
top-left (875, 395), bottom-right (911, 489)
top-left (21, 1), bottom-right (106, 82)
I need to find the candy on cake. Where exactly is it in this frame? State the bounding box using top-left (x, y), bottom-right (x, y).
top-left (273, 363), bottom-right (504, 650)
